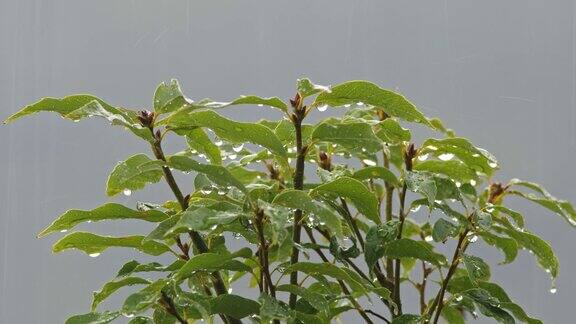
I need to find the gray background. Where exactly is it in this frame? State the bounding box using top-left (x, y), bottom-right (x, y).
top-left (1, 0), bottom-right (575, 323)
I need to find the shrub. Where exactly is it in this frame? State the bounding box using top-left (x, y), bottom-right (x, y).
top-left (5, 79), bottom-right (573, 324)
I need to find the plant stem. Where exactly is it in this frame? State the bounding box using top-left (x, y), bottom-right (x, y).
top-left (161, 291), bottom-right (187, 324)
top-left (304, 228), bottom-right (376, 324)
top-left (383, 151), bottom-right (395, 280)
top-left (289, 107), bottom-right (306, 309)
top-left (150, 136), bottom-right (241, 324)
top-left (255, 209), bottom-right (276, 296)
top-left (428, 229), bottom-right (470, 324)
top-left (392, 183), bottom-right (408, 317)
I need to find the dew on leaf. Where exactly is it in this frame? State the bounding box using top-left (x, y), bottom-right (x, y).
top-left (123, 189), bottom-right (132, 196)
top-left (438, 153), bottom-right (454, 161)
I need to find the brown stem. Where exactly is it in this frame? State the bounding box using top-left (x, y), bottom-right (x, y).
top-left (383, 151), bottom-right (395, 280)
top-left (151, 135), bottom-right (240, 324)
top-left (428, 229), bottom-right (470, 323)
top-left (160, 291), bottom-right (187, 324)
top-left (392, 183), bottom-right (408, 317)
top-left (304, 228), bottom-right (376, 324)
top-left (255, 209), bottom-right (276, 296)
top-left (289, 108), bottom-right (306, 309)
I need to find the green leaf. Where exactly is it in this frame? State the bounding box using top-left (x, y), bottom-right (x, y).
top-left (352, 166), bottom-right (399, 186)
top-left (167, 155), bottom-right (246, 192)
top-left (259, 294), bottom-right (292, 322)
top-left (116, 260), bottom-right (183, 277)
top-left (478, 232), bottom-right (518, 264)
top-left (165, 207), bottom-right (240, 236)
top-left (122, 279), bottom-right (168, 315)
top-left (473, 210), bottom-right (493, 229)
top-left (510, 190), bottom-right (576, 227)
top-left (462, 288), bottom-right (515, 324)
top-left (276, 284), bottom-right (329, 311)
top-left (91, 277), bottom-right (150, 311)
top-left (127, 317), bottom-right (153, 324)
top-left (462, 254), bottom-right (491, 283)
top-left (496, 226), bottom-right (559, 278)
top-left (106, 154), bottom-right (164, 196)
top-left (391, 314), bottom-right (421, 324)
top-left (272, 189), bottom-right (343, 238)
top-left (312, 80), bottom-right (432, 126)
top-left (419, 137), bottom-right (498, 176)
top-left (175, 248), bottom-right (252, 280)
top-left (4, 96), bottom-right (154, 141)
top-left (297, 78), bottom-right (331, 98)
top-left (203, 95), bottom-right (288, 113)
top-left (375, 119), bottom-right (411, 144)
top-left (414, 160), bottom-right (478, 183)
top-left (311, 120), bottom-right (382, 152)
top-left (441, 306), bottom-right (466, 324)
top-left (311, 176), bottom-right (380, 223)
top-left (154, 79), bottom-right (191, 114)
top-left (382, 238), bottom-right (447, 266)
top-left (162, 109), bottom-right (287, 157)
top-left (490, 206), bottom-right (525, 229)
top-left (432, 218), bottom-right (459, 242)
top-left (53, 232), bottom-right (171, 256)
top-left (38, 203), bottom-right (168, 238)
top-left (210, 294), bottom-right (260, 319)
top-left (183, 127), bottom-right (222, 165)
top-left (65, 311), bottom-right (120, 324)
top-left (405, 171), bottom-right (437, 207)
top-left (144, 215), bottom-right (181, 242)
top-left (364, 221), bottom-right (399, 271)
top-left (286, 262), bottom-right (367, 294)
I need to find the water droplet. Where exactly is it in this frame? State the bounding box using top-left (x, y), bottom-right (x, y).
top-left (550, 287), bottom-right (557, 294)
top-left (217, 189), bottom-right (227, 196)
top-left (362, 159), bottom-right (377, 166)
top-left (228, 154), bottom-right (237, 160)
top-left (317, 105), bottom-right (328, 112)
top-left (228, 288), bottom-right (233, 293)
top-left (455, 181), bottom-right (462, 188)
top-left (424, 235), bottom-right (433, 242)
top-left (361, 147), bottom-right (367, 152)
top-left (344, 104), bottom-right (351, 108)
top-left (60, 229), bottom-right (68, 233)
top-left (214, 138), bottom-right (223, 146)
top-left (427, 145), bottom-right (438, 151)
top-left (455, 295), bottom-right (463, 301)
top-left (418, 153), bottom-right (429, 161)
top-left (357, 102), bottom-right (364, 106)
top-left (309, 159), bottom-right (316, 163)
top-left (89, 253), bottom-right (101, 258)
top-left (232, 143), bottom-right (244, 152)
top-left (125, 314), bottom-right (135, 318)
top-left (545, 269), bottom-right (551, 274)
top-left (340, 237), bottom-right (354, 250)
top-left (410, 205), bottom-right (421, 213)
top-left (438, 153), bottom-right (454, 161)
top-left (123, 189), bottom-right (132, 196)
top-left (200, 186), bottom-right (213, 195)
top-left (469, 235), bottom-right (478, 243)
top-left (489, 162), bottom-right (498, 168)
top-left (469, 179), bottom-right (477, 186)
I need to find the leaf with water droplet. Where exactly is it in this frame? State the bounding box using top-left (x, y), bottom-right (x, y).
top-left (311, 119), bottom-right (382, 153)
top-left (168, 155), bottom-right (246, 192)
top-left (65, 311), bottom-right (121, 324)
top-left (91, 277), bottom-right (151, 311)
top-left (53, 232), bottom-right (171, 256)
top-left (38, 203), bottom-right (168, 238)
top-left (106, 154), bottom-right (164, 197)
top-left (311, 176), bottom-right (380, 224)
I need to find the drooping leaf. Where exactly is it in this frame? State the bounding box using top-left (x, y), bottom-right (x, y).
top-left (441, 305), bottom-right (466, 324)
top-left (432, 218), bottom-right (459, 242)
top-left (391, 314), bottom-right (421, 324)
top-left (4, 96), bottom-right (154, 142)
top-left (122, 279), bottom-right (168, 315)
top-left (162, 109), bottom-right (287, 157)
top-left (311, 120), bottom-right (382, 153)
top-left (375, 119), bottom-right (411, 144)
top-left (106, 154), bottom-right (164, 196)
top-left (53, 232), bottom-right (171, 256)
top-left (182, 127), bottom-right (222, 165)
top-left (509, 190), bottom-right (576, 227)
top-left (364, 221), bottom-right (399, 271)
top-left (91, 277), bottom-right (151, 311)
top-left (39, 203), bottom-right (168, 238)
top-left (311, 177), bottom-right (380, 223)
top-left (352, 166), bottom-right (399, 186)
top-left (167, 155), bottom-right (246, 192)
top-left (165, 207), bottom-right (241, 236)
top-left (127, 317), bottom-right (153, 324)
top-left (276, 284), bottom-right (329, 311)
top-left (382, 238), bottom-right (447, 266)
top-left (210, 294), bottom-right (260, 319)
top-left (65, 311), bottom-right (121, 324)
top-left (462, 288), bottom-right (515, 324)
top-left (259, 294), bottom-right (292, 322)
top-left (272, 189), bottom-right (343, 238)
top-left (312, 80), bottom-right (432, 127)
top-left (116, 260), bottom-right (183, 277)
top-left (462, 254), bottom-right (491, 283)
top-left (478, 232), bottom-right (518, 264)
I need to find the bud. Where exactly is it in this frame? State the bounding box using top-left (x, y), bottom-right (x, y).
top-left (404, 143), bottom-right (417, 171)
top-left (376, 109), bottom-right (389, 121)
top-left (318, 151), bottom-right (331, 171)
top-left (137, 110), bottom-right (155, 128)
top-left (289, 92), bottom-right (303, 110)
top-left (488, 182), bottom-right (507, 203)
